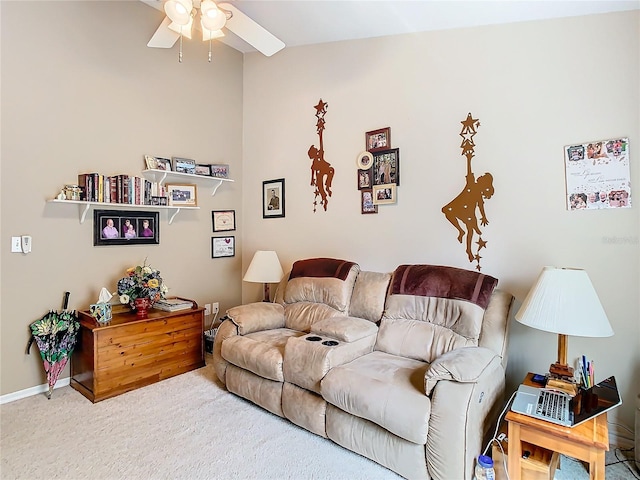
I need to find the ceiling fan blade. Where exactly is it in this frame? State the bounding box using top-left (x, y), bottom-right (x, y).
top-left (147, 16), bottom-right (180, 48)
top-left (218, 3), bottom-right (285, 56)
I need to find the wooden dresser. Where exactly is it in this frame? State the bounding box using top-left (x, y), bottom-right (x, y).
top-left (71, 306), bottom-right (205, 402)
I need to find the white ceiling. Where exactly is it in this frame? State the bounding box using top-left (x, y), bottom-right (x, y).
top-left (144, 0), bottom-right (640, 54)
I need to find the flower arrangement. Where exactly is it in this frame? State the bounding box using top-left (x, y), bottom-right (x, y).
top-left (116, 262), bottom-right (168, 306)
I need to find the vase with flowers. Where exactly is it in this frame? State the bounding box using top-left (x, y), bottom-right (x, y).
top-left (116, 261), bottom-right (168, 318)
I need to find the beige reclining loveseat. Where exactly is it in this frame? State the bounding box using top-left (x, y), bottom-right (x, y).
top-left (212, 258), bottom-right (513, 480)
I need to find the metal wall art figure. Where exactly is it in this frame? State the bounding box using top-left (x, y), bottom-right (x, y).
top-left (307, 99), bottom-right (334, 212)
top-left (442, 113), bottom-right (494, 271)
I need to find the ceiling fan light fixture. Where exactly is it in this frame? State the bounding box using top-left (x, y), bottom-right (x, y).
top-left (200, 0), bottom-right (227, 31)
top-left (168, 18), bottom-right (193, 39)
top-left (164, 0), bottom-right (193, 25)
top-left (202, 25), bottom-right (225, 41)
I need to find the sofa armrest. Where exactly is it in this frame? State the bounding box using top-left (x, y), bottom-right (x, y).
top-left (311, 316), bottom-right (378, 342)
top-left (227, 302), bottom-right (285, 335)
top-left (424, 346), bottom-right (499, 395)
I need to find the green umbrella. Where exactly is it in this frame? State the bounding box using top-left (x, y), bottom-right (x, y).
top-left (26, 292), bottom-right (80, 399)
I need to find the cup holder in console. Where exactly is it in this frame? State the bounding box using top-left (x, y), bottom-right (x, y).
top-left (322, 340), bottom-right (339, 346)
top-left (306, 336), bottom-right (322, 342)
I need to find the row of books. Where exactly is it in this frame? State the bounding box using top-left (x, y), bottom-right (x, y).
top-left (78, 173), bottom-right (168, 205)
top-left (153, 298), bottom-right (194, 312)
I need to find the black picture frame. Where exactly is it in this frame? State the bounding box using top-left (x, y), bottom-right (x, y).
top-left (212, 236), bottom-right (235, 258)
top-left (212, 210), bottom-right (236, 232)
top-left (372, 148), bottom-right (400, 186)
top-left (93, 210), bottom-right (159, 246)
top-left (263, 178), bottom-right (285, 218)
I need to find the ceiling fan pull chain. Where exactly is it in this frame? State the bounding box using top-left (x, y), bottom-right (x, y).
top-left (208, 39), bottom-right (213, 62)
top-left (179, 29), bottom-right (183, 63)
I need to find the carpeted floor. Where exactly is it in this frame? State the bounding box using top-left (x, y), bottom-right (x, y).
top-left (1, 364), bottom-right (638, 479)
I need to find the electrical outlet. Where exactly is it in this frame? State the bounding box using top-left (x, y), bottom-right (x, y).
top-left (212, 302), bottom-right (219, 315)
top-left (204, 304), bottom-right (212, 316)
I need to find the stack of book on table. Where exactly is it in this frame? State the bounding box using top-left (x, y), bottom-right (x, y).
top-left (153, 298), bottom-right (194, 312)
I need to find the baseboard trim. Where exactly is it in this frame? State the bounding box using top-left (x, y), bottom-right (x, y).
top-left (0, 377), bottom-right (70, 405)
top-left (609, 422), bottom-right (635, 449)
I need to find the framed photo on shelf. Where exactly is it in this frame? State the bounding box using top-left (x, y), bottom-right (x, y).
top-left (366, 127), bottom-right (391, 153)
top-left (93, 209), bottom-right (159, 246)
top-left (212, 236), bottom-right (235, 258)
top-left (212, 210), bottom-right (236, 232)
top-left (361, 189), bottom-right (378, 214)
top-left (263, 178), bottom-right (285, 218)
top-left (173, 157), bottom-right (197, 174)
top-left (195, 164), bottom-right (211, 176)
top-left (150, 196), bottom-right (168, 206)
top-left (167, 184), bottom-right (197, 206)
top-left (155, 157), bottom-right (172, 171)
top-left (372, 148), bottom-right (400, 186)
top-left (372, 183), bottom-right (397, 205)
top-left (210, 164), bottom-right (230, 179)
top-left (144, 155), bottom-right (158, 170)
top-left (358, 168), bottom-right (373, 190)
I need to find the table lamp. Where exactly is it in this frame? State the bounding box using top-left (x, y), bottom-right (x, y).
top-left (515, 266), bottom-right (613, 394)
top-left (243, 251), bottom-right (284, 302)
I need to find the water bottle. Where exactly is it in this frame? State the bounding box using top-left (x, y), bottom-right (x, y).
top-left (474, 455), bottom-right (495, 480)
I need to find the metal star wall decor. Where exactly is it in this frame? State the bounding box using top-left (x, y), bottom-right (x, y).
top-left (307, 99), bottom-right (335, 212)
top-left (442, 113), bottom-right (494, 271)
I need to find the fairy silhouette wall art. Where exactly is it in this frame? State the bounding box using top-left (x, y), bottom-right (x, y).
top-left (308, 99), bottom-right (334, 212)
top-left (442, 113), bottom-right (494, 271)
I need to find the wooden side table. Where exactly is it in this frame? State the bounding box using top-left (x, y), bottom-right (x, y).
top-left (505, 373), bottom-right (609, 480)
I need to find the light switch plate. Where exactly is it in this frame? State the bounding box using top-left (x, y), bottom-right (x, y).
top-left (11, 237), bottom-right (22, 252)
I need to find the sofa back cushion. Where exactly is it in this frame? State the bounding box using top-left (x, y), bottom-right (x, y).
top-left (349, 270), bottom-right (392, 322)
top-left (375, 265), bottom-right (498, 363)
top-left (283, 258), bottom-right (360, 330)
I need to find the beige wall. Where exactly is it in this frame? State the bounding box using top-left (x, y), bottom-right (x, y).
top-left (1, 2), bottom-right (243, 393)
top-left (1, 1), bottom-right (638, 435)
top-left (241, 12), bottom-right (639, 429)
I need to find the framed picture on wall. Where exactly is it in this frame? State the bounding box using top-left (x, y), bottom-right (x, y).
top-left (372, 183), bottom-right (397, 205)
top-left (361, 189), bottom-right (377, 214)
top-left (372, 148), bottom-right (400, 186)
top-left (93, 210), bottom-right (159, 246)
top-left (212, 210), bottom-right (236, 232)
top-left (212, 236), bottom-right (235, 258)
top-left (366, 127), bottom-right (391, 153)
top-left (263, 178), bottom-right (285, 218)
top-left (358, 168), bottom-right (373, 190)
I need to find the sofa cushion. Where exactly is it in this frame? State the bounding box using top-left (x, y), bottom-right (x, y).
top-left (284, 302), bottom-right (345, 332)
top-left (221, 328), bottom-right (304, 382)
top-left (375, 317), bottom-right (476, 363)
top-left (284, 259), bottom-right (359, 313)
top-left (376, 265), bottom-right (498, 363)
top-left (227, 302), bottom-right (285, 335)
top-left (348, 271), bottom-right (392, 322)
top-left (311, 316), bottom-right (378, 342)
top-left (321, 351), bottom-right (431, 445)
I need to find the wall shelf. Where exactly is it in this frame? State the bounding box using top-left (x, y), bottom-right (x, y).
top-left (47, 199), bottom-right (199, 224)
top-left (141, 169), bottom-right (234, 196)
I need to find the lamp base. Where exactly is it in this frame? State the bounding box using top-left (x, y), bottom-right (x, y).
top-left (549, 362), bottom-right (574, 380)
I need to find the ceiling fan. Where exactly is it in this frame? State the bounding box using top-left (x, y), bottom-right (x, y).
top-left (143, 0), bottom-right (285, 61)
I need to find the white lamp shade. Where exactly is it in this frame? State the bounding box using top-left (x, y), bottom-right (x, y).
top-left (515, 266), bottom-right (613, 338)
top-left (164, 0), bottom-right (193, 25)
top-left (243, 251), bottom-right (284, 284)
top-left (200, 0), bottom-right (227, 31)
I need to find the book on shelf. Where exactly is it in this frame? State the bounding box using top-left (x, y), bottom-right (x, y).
top-left (153, 297), bottom-right (195, 312)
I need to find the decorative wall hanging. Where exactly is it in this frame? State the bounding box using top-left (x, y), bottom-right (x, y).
top-left (212, 236), bottom-right (235, 258)
top-left (372, 148), bottom-right (400, 186)
top-left (564, 137), bottom-right (631, 210)
top-left (263, 178), bottom-right (285, 218)
top-left (442, 113), bottom-right (494, 271)
top-left (93, 210), bottom-right (160, 246)
top-left (308, 99), bottom-right (334, 212)
top-left (366, 127), bottom-right (391, 152)
top-left (212, 210), bottom-right (236, 232)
